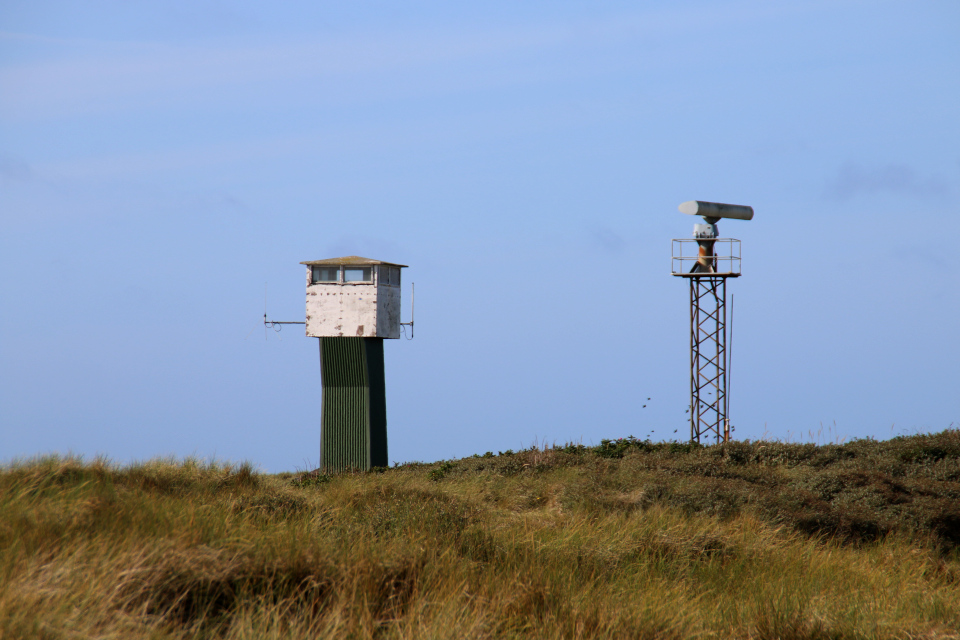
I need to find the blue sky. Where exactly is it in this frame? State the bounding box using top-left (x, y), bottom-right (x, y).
top-left (2, 1), bottom-right (958, 471)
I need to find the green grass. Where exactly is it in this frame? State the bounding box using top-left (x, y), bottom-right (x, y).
top-left (2, 430), bottom-right (959, 639)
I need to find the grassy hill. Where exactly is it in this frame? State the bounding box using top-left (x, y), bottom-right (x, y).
top-left (2, 430), bottom-right (959, 639)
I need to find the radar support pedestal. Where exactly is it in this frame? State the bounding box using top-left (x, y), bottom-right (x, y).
top-left (672, 237), bottom-right (741, 444)
top-left (688, 275), bottom-right (731, 444)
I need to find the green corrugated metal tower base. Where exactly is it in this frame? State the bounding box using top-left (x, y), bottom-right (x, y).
top-left (319, 337), bottom-right (387, 471)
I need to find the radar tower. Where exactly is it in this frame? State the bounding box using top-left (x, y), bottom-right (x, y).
top-left (672, 201), bottom-right (753, 444)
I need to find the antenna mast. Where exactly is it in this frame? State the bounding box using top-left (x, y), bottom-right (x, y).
top-left (400, 282), bottom-right (414, 338)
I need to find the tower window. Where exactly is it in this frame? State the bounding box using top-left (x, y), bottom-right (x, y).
top-left (343, 266), bottom-right (373, 283)
top-left (312, 266), bottom-right (340, 283)
top-left (380, 266), bottom-right (400, 286)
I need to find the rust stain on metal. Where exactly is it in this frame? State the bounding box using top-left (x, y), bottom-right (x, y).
top-left (696, 240), bottom-right (717, 273)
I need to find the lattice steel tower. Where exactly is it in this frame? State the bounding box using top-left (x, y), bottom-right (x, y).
top-left (672, 201), bottom-right (753, 444)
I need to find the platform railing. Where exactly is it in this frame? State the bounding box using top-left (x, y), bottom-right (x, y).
top-left (671, 238), bottom-right (741, 276)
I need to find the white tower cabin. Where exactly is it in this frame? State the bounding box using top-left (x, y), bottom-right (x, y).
top-left (300, 256), bottom-right (407, 339)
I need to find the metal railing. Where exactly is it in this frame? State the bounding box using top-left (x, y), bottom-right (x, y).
top-left (671, 238), bottom-right (741, 276)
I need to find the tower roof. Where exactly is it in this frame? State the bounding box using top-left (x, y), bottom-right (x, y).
top-left (300, 255), bottom-right (408, 268)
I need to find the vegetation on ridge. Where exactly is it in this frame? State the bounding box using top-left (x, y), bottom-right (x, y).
top-left (1, 429), bottom-right (959, 639)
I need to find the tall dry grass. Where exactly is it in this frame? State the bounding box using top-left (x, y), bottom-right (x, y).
top-left (2, 431), bottom-right (959, 638)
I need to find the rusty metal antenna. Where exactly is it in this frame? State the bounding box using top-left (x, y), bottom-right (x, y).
top-left (671, 201), bottom-right (752, 444)
top-left (400, 282), bottom-right (415, 339)
top-left (263, 283), bottom-right (305, 336)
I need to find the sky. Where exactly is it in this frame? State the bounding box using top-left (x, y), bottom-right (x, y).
top-left (1, 0), bottom-right (958, 472)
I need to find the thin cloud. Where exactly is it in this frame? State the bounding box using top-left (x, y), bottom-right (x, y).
top-left (824, 163), bottom-right (948, 201)
top-left (592, 227), bottom-right (626, 253)
top-left (0, 156), bottom-right (33, 182)
top-left (0, 27), bottom-right (573, 121)
top-left (37, 132), bottom-right (313, 181)
top-left (0, 1), bottom-right (827, 121)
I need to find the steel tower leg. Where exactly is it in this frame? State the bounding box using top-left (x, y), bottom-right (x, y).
top-left (689, 276), bottom-right (728, 444)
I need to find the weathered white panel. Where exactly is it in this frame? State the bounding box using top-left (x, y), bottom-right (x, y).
top-left (303, 264), bottom-right (404, 339)
top-left (305, 285), bottom-right (378, 337)
top-left (376, 283), bottom-right (402, 339)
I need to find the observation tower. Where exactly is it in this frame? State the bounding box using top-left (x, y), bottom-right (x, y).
top-left (266, 256), bottom-right (413, 471)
